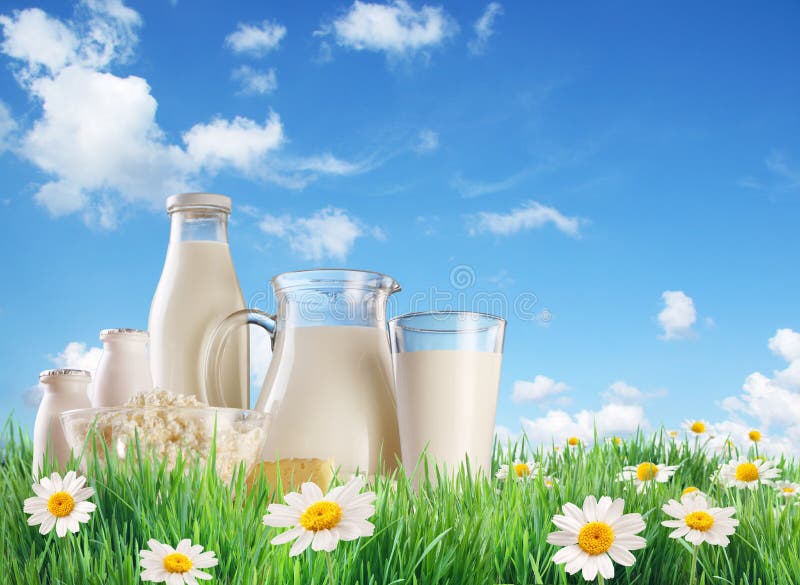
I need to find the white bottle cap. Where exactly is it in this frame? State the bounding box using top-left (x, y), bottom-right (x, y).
top-left (166, 193), bottom-right (232, 213)
top-left (99, 328), bottom-right (149, 340)
top-left (39, 369), bottom-right (92, 382)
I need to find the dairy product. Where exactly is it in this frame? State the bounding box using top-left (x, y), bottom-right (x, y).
top-left (394, 350), bottom-right (502, 474)
top-left (257, 325), bottom-right (400, 476)
top-left (247, 458), bottom-right (335, 492)
top-left (92, 329), bottom-right (153, 407)
top-left (33, 369), bottom-right (92, 477)
top-left (149, 241), bottom-right (248, 407)
top-left (62, 390), bottom-right (265, 482)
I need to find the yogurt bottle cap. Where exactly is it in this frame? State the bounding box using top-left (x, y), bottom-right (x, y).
top-left (39, 369), bottom-right (92, 382)
top-left (99, 328), bottom-right (148, 340)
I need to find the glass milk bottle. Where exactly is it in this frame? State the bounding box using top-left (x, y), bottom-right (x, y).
top-left (33, 369), bottom-right (92, 477)
top-left (91, 328), bottom-right (153, 407)
top-left (148, 193), bottom-right (248, 407)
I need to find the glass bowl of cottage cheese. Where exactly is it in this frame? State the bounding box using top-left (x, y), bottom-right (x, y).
top-left (60, 390), bottom-right (269, 482)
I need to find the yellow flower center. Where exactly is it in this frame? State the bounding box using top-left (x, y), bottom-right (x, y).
top-left (748, 430), bottom-right (761, 442)
top-left (513, 463), bottom-right (531, 478)
top-left (300, 501), bottom-right (343, 532)
top-left (782, 487), bottom-right (795, 494)
top-left (577, 522), bottom-right (614, 555)
top-left (669, 431), bottom-right (679, 438)
top-left (735, 462), bottom-right (760, 482)
top-left (685, 511), bottom-right (714, 532)
top-left (568, 437), bottom-right (580, 446)
top-left (682, 486), bottom-right (698, 495)
top-left (636, 462), bottom-right (659, 481)
top-left (47, 492), bottom-right (75, 518)
top-left (163, 552), bottom-right (192, 573)
top-left (690, 421), bottom-right (706, 434)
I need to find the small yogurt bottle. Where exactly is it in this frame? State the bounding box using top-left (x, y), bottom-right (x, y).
top-left (32, 369), bottom-right (92, 477)
top-left (92, 328), bottom-right (153, 407)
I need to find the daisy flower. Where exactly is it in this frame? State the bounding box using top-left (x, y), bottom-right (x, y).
top-left (618, 462), bottom-right (679, 492)
top-left (546, 495), bottom-right (646, 581)
top-left (542, 476), bottom-right (558, 489)
top-left (748, 429), bottom-right (762, 443)
top-left (666, 430), bottom-right (680, 441)
top-left (23, 471), bottom-right (96, 537)
top-left (774, 480), bottom-right (800, 498)
top-left (496, 460), bottom-right (538, 481)
top-left (680, 486), bottom-right (707, 501)
top-left (662, 493), bottom-right (738, 546)
top-left (139, 538), bottom-right (218, 584)
top-left (718, 456), bottom-right (781, 490)
top-left (567, 437), bottom-right (581, 447)
top-left (683, 419), bottom-right (714, 437)
top-left (263, 476), bottom-right (376, 556)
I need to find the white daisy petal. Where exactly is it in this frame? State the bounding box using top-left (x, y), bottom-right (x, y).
top-left (546, 531), bottom-right (578, 546)
top-left (597, 553), bottom-right (615, 579)
top-left (608, 544), bottom-right (635, 566)
top-left (271, 525), bottom-right (305, 545)
top-left (290, 530), bottom-right (314, 557)
top-left (582, 555), bottom-right (599, 581)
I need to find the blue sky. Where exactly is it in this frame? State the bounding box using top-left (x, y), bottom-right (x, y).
top-left (1, 0), bottom-right (799, 451)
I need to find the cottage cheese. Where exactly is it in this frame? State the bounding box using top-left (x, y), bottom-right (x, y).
top-left (66, 390), bottom-right (265, 482)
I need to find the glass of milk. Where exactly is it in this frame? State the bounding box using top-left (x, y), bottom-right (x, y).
top-left (389, 311), bottom-right (506, 478)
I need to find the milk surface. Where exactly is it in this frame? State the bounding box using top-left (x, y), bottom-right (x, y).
top-left (149, 241), bottom-right (248, 407)
top-left (257, 325), bottom-right (401, 476)
top-left (395, 350), bottom-right (502, 474)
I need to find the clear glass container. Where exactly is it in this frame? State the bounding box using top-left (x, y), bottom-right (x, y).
top-left (389, 311), bottom-right (506, 476)
top-left (204, 269), bottom-right (402, 476)
top-left (148, 193), bottom-right (248, 407)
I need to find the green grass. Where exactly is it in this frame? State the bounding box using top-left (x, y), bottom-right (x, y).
top-left (1, 419), bottom-right (799, 584)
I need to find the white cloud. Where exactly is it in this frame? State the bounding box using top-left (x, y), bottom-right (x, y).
top-left (0, 1), bottom-right (139, 79)
top-left (415, 128), bottom-right (438, 153)
top-left (0, 8), bottom-right (79, 73)
top-left (765, 150), bottom-right (800, 190)
top-left (657, 290), bottom-right (697, 340)
top-left (469, 200), bottom-right (583, 238)
top-left (24, 340), bottom-right (103, 407)
top-left (51, 341), bottom-right (104, 371)
top-left (450, 170), bottom-right (523, 198)
top-left (0, 100), bottom-right (17, 152)
top-left (720, 328), bottom-right (800, 454)
top-left (225, 20), bottom-right (286, 56)
top-left (323, 0), bottom-right (457, 58)
top-left (183, 112), bottom-right (284, 175)
top-left (1, 3), bottom-right (362, 228)
top-left (259, 206), bottom-right (382, 261)
top-left (22, 65), bottom-right (191, 227)
top-left (468, 2), bottom-right (502, 55)
top-left (232, 65), bottom-right (277, 95)
top-left (287, 153), bottom-right (367, 175)
top-left (521, 403), bottom-right (649, 445)
top-left (768, 328), bottom-right (800, 363)
top-left (494, 424), bottom-right (519, 443)
top-left (602, 380), bottom-right (666, 404)
top-left (416, 214), bottom-right (439, 236)
top-left (512, 374), bottom-right (570, 403)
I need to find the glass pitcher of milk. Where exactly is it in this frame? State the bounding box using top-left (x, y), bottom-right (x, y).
top-left (203, 269), bottom-right (402, 476)
top-left (148, 193), bottom-right (248, 408)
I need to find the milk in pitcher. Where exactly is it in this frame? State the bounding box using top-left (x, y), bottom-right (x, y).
top-left (256, 325), bottom-right (401, 476)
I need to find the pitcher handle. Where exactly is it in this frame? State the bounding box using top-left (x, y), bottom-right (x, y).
top-left (203, 308), bottom-right (277, 408)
